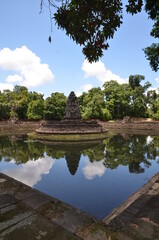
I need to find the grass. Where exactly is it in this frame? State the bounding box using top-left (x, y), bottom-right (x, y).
top-left (28, 132), bottom-right (108, 142)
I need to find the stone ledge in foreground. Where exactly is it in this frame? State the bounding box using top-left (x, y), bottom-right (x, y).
top-left (0, 173), bottom-right (113, 240)
top-left (103, 172), bottom-right (159, 240)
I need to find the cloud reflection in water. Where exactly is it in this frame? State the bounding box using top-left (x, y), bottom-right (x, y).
top-left (83, 160), bottom-right (106, 180)
top-left (3, 156), bottom-right (54, 187)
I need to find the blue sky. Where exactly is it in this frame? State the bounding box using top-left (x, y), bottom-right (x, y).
top-left (0, 0), bottom-right (158, 98)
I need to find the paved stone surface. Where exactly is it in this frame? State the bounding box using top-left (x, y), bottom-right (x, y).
top-left (103, 172), bottom-right (159, 240)
top-left (0, 214), bottom-right (80, 240)
top-left (37, 201), bottom-right (95, 237)
top-left (0, 194), bottom-right (18, 209)
top-left (0, 200), bottom-right (32, 232)
top-left (0, 173), bottom-right (109, 240)
top-left (0, 174), bottom-right (81, 240)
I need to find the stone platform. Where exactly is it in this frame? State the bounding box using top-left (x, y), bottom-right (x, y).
top-left (29, 119), bottom-right (108, 142)
top-left (33, 91), bottom-right (107, 141)
top-left (36, 119), bottom-right (106, 134)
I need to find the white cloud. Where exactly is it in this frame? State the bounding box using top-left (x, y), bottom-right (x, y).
top-left (75, 91), bottom-right (82, 97)
top-left (83, 160), bottom-right (106, 180)
top-left (0, 83), bottom-right (14, 92)
top-left (76, 83), bottom-right (93, 97)
top-left (82, 59), bottom-right (128, 85)
top-left (3, 156), bottom-right (55, 187)
top-left (155, 77), bottom-right (159, 83)
top-left (82, 83), bottom-right (93, 92)
top-left (146, 86), bottom-right (159, 94)
top-left (0, 46), bottom-right (54, 88)
top-left (6, 74), bottom-right (23, 83)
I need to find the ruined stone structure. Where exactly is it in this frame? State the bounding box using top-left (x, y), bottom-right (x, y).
top-left (64, 91), bottom-right (81, 120)
top-left (35, 91), bottom-right (107, 138)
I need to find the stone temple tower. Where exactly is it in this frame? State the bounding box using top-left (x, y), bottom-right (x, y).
top-left (35, 90), bottom-right (106, 137)
top-left (64, 91), bottom-right (81, 119)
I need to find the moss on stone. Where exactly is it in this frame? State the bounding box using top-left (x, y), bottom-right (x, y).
top-left (88, 222), bottom-right (118, 240)
top-left (28, 132), bottom-right (108, 142)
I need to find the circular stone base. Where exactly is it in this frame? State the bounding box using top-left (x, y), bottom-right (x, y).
top-left (28, 132), bottom-right (108, 142)
top-left (30, 120), bottom-right (108, 142)
top-left (36, 120), bottom-right (106, 134)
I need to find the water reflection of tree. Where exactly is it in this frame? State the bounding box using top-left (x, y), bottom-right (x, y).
top-left (0, 137), bottom-right (100, 175)
top-left (0, 136), bottom-right (45, 164)
top-left (82, 143), bottom-right (105, 162)
top-left (103, 135), bottom-right (159, 173)
top-left (0, 135), bottom-right (159, 175)
top-left (82, 135), bottom-right (159, 174)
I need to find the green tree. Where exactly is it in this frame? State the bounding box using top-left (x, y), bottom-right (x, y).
top-left (79, 87), bottom-right (111, 120)
top-left (41, 0), bottom-right (159, 69)
top-left (10, 86), bottom-right (29, 119)
top-left (54, 0), bottom-right (122, 62)
top-left (29, 91), bottom-right (44, 101)
top-left (143, 7), bottom-right (159, 71)
top-left (146, 90), bottom-right (158, 117)
top-left (128, 75), bottom-right (151, 117)
top-left (27, 99), bottom-right (44, 120)
top-left (14, 86), bottom-right (28, 95)
top-left (0, 86), bottom-right (46, 120)
top-left (125, 0), bottom-right (159, 71)
top-left (0, 90), bottom-right (13, 119)
top-left (103, 80), bottom-right (132, 118)
top-left (15, 98), bottom-right (29, 119)
top-left (148, 96), bottom-right (159, 120)
top-left (0, 102), bottom-right (10, 119)
top-left (129, 75), bottom-right (145, 90)
top-left (44, 92), bottom-right (67, 120)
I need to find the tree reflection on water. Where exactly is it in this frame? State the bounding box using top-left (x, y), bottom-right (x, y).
top-left (0, 134), bottom-right (159, 176)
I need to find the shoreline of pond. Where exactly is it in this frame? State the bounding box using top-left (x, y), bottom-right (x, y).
top-left (101, 119), bottom-right (159, 136)
top-left (0, 118), bottom-right (159, 136)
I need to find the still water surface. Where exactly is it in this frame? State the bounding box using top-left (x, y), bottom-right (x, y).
top-left (0, 134), bottom-right (159, 219)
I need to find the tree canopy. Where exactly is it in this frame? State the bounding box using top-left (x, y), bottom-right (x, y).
top-left (41, 0), bottom-right (159, 70)
top-left (1, 76), bottom-right (159, 121)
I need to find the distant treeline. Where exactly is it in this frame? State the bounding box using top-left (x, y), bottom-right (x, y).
top-left (0, 75), bottom-right (159, 121)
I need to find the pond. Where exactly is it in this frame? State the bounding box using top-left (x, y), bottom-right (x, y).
top-left (0, 134), bottom-right (159, 219)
